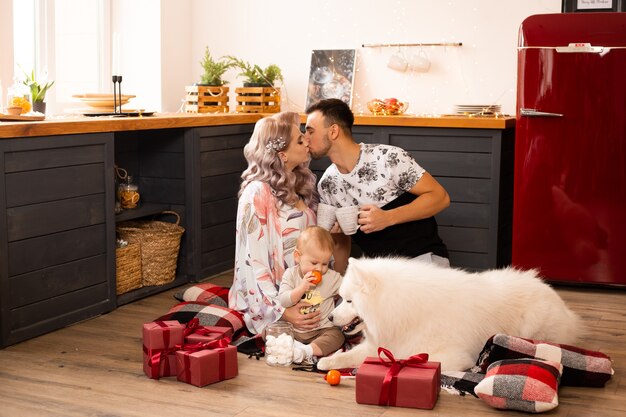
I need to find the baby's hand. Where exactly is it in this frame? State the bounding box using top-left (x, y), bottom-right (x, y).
top-left (297, 272), bottom-right (316, 292)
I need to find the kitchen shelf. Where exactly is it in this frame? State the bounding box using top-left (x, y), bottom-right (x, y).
top-left (115, 202), bottom-right (171, 222)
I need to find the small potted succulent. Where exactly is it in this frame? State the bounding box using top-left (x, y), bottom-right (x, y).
top-left (22, 69), bottom-right (54, 114)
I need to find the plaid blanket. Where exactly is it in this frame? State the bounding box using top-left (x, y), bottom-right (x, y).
top-left (476, 334), bottom-right (614, 387)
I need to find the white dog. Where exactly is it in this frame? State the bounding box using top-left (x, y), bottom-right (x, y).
top-left (317, 257), bottom-right (583, 372)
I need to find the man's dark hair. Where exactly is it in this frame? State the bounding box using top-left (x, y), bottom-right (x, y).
top-left (305, 98), bottom-right (354, 134)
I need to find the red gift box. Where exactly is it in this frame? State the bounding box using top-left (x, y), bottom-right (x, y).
top-left (185, 325), bottom-right (233, 344)
top-left (356, 348), bottom-right (441, 409)
top-left (176, 339), bottom-right (238, 387)
top-left (142, 320), bottom-right (185, 379)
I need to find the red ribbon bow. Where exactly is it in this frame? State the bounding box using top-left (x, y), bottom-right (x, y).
top-left (364, 347), bottom-right (431, 406)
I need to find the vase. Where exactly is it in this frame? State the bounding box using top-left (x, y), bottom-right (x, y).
top-left (33, 101), bottom-right (46, 114)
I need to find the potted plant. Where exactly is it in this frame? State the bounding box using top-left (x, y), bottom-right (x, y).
top-left (198, 47), bottom-right (234, 86)
top-left (185, 47), bottom-right (233, 113)
top-left (22, 68), bottom-right (54, 114)
top-left (224, 56), bottom-right (283, 87)
top-left (224, 56), bottom-right (283, 113)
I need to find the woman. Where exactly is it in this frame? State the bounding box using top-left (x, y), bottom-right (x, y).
top-left (229, 112), bottom-right (322, 335)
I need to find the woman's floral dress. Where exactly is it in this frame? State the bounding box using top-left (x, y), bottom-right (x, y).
top-left (229, 181), bottom-right (316, 334)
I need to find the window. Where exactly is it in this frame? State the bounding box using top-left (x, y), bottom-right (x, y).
top-left (13, 0), bottom-right (110, 114)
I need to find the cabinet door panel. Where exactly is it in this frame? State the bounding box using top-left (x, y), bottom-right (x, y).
top-left (201, 198), bottom-right (238, 227)
top-left (390, 133), bottom-right (493, 153)
top-left (437, 177), bottom-right (490, 204)
top-left (201, 222), bottom-right (236, 252)
top-left (448, 251), bottom-right (490, 270)
top-left (7, 195), bottom-right (105, 241)
top-left (9, 283), bottom-right (109, 331)
top-left (8, 255), bottom-right (107, 308)
top-left (439, 226), bottom-right (489, 253)
top-left (201, 173), bottom-right (241, 203)
top-left (4, 144), bottom-right (104, 172)
top-left (198, 130), bottom-right (250, 152)
top-left (8, 224), bottom-right (106, 276)
top-left (201, 245), bottom-right (236, 272)
top-left (407, 151), bottom-right (492, 178)
top-left (436, 202), bottom-right (489, 228)
top-left (5, 164), bottom-right (104, 207)
top-left (200, 149), bottom-right (247, 177)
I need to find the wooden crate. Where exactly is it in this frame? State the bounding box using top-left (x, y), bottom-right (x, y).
top-left (185, 85), bottom-right (229, 113)
top-left (235, 87), bottom-right (280, 113)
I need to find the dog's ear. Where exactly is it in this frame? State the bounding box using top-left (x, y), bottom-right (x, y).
top-left (347, 258), bottom-right (377, 295)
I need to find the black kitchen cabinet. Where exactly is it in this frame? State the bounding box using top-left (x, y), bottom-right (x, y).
top-left (0, 133), bottom-right (116, 348)
top-left (0, 120), bottom-right (513, 348)
top-left (187, 124), bottom-right (254, 279)
top-left (310, 125), bottom-right (515, 270)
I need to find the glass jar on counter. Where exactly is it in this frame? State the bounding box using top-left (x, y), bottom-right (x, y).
top-left (6, 78), bottom-right (31, 114)
top-left (119, 175), bottom-right (140, 209)
top-left (264, 321), bottom-right (294, 366)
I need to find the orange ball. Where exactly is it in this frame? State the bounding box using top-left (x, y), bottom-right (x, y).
top-left (311, 270), bottom-right (323, 285)
top-left (325, 369), bottom-right (341, 386)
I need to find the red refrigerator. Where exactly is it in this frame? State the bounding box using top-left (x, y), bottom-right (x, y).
top-left (512, 12), bottom-right (626, 286)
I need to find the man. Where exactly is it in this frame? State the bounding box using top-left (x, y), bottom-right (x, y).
top-left (305, 98), bottom-right (450, 273)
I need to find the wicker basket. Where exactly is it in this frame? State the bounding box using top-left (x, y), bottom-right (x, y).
top-left (115, 240), bottom-right (142, 295)
top-left (117, 211), bottom-right (185, 287)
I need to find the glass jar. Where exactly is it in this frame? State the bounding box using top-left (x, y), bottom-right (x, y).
top-left (119, 175), bottom-right (140, 209)
top-left (265, 321), bottom-right (294, 367)
top-left (6, 79), bottom-right (32, 114)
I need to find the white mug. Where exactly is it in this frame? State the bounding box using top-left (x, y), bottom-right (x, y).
top-left (408, 50), bottom-right (431, 73)
top-left (316, 203), bottom-right (337, 231)
top-left (336, 206), bottom-right (360, 235)
top-left (387, 52), bottom-right (408, 72)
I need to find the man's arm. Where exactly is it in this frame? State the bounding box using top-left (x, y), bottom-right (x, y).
top-left (357, 172), bottom-right (450, 234)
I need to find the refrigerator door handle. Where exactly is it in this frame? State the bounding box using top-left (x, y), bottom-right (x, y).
top-left (520, 108), bottom-right (564, 117)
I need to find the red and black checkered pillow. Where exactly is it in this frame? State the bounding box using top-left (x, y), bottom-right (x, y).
top-left (476, 334), bottom-right (613, 387)
top-left (156, 302), bottom-right (244, 333)
top-left (475, 359), bottom-right (563, 413)
top-left (173, 283), bottom-right (230, 307)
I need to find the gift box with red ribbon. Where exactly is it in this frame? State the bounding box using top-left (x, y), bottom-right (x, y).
top-left (142, 320), bottom-right (186, 379)
top-left (356, 348), bottom-right (441, 409)
top-left (176, 338), bottom-right (238, 387)
top-left (185, 325), bottom-right (233, 345)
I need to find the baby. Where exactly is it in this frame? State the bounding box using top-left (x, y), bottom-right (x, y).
top-left (278, 226), bottom-right (345, 364)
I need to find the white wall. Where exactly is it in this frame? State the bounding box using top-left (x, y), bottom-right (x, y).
top-left (112, 0), bottom-right (162, 111)
top-left (0, 0), bottom-right (14, 110)
top-left (187, 0), bottom-right (562, 115)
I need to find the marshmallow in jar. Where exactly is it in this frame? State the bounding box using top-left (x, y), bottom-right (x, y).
top-left (265, 321), bottom-right (294, 366)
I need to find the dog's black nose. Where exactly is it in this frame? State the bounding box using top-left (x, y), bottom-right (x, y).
top-left (328, 314), bottom-right (334, 322)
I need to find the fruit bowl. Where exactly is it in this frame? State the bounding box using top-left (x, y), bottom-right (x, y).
top-left (367, 98), bottom-right (408, 116)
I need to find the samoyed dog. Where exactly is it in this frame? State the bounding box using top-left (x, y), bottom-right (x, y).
top-left (317, 257), bottom-right (582, 372)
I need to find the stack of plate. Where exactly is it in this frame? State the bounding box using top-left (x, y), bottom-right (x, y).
top-left (72, 93), bottom-right (136, 113)
top-left (454, 104), bottom-right (501, 115)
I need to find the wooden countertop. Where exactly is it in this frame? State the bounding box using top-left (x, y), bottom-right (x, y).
top-left (0, 112), bottom-right (515, 139)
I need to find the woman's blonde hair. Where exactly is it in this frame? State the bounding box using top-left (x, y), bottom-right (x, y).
top-left (239, 112), bottom-right (318, 209)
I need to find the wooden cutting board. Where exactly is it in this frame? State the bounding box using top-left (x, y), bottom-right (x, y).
top-left (0, 113), bottom-right (46, 122)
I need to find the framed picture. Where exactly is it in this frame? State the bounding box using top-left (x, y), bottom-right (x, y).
top-left (306, 49), bottom-right (357, 109)
top-left (562, 0), bottom-right (625, 12)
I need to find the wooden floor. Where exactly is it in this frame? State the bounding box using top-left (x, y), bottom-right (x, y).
top-left (1, 271), bottom-right (624, 417)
